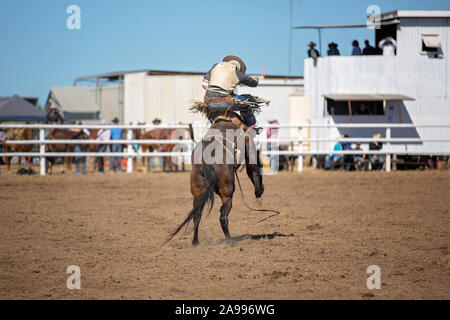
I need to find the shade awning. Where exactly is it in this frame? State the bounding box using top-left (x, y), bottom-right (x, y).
top-left (0, 95), bottom-right (46, 122)
top-left (323, 94), bottom-right (415, 101)
top-left (422, 34), bottom-right (441, 48)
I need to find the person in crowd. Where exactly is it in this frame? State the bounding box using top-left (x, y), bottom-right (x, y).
top-left (353, 142), bottom-right (368, 171)
top-left (0, 126), bottom-right (6, 167)
top-left (378, 36), bottom-right (397, 56)
top-left (327, 42), bottom-right (340, 56)
top-left (96, 126), bottom-right (111, 175)
top-left (362, 40), bottom-right (378, 55)
top-left (307, 41), bottom-right (320, 65)
top-left (340, 135), bottom-right (352, 171)
top-left (109, 118), bottom-right (123, 172)
top-left (73, 120), bottom-right (90, 175)
top-left (150, 118), bottom-right (163, 171)
top-left (324, 136), bottom-right (343, 170)
top-left (369, 133), bottom-right (385, 170)
top-left (351, 40), bottom-right (362, 55)
top-left (355, 103), bottom-right (371, 115)
top-left (46, 104), bottom-right (64, 139)
top-left (267, 118), bottom-right (279, 172)
top-left (46, 105), bottom-right (64, 124)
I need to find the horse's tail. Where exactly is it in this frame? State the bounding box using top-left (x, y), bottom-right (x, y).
top-left (164, 164), bottom-right (216, 244)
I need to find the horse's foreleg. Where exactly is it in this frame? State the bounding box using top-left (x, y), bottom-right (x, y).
top-left (6, 156), bottom-right (11, 171)
top-left (46, 158), bottom-right (53, 175)
top-left (27, 156), bottom-right (32, 170)
top-left (62, 157), bottom-right (68, 173)
top-left (245, 141), bottom-right (264, 198)
top-left (246, 163), bottom-right (264, 198)
top-left (166, 157), bottom-right (174, 172)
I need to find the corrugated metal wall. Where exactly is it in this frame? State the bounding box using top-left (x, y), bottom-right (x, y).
top-left (124, 73), bottom-right (304, 131)
top-left (96, 85), bottom-right (120, 123)
top-left (124, 72), bottom-right (146, 124)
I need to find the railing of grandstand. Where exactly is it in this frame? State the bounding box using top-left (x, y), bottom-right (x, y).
top-left (0, 123), bottom-right (449, 175)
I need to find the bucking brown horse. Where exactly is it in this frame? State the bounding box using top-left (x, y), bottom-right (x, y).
top-left (166, 116), bottom-right (264, 245)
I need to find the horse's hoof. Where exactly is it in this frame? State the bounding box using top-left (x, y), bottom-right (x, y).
top-left (192, 240), bottom-right (200, 246)
top-left (255, 189), bottom-right (264, 199)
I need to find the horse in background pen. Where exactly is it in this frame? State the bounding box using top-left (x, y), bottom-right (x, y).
top-left (86, 128), bottom-right (99, 172)
top-left (46, 129), bottom-right (89, 174)
top-left (139, 128), bottom-right (189, 172)
top-left (3, 127), bottom-right (34, 172)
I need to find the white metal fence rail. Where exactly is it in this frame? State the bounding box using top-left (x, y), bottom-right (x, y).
top-left (1, 123), bottom-right (449, 175)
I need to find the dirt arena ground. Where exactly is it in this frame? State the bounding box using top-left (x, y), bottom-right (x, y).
top-left (0, 166), bottom-right (449, 299)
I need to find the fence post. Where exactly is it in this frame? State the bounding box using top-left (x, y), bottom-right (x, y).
top-left (297, 127), bottom-right (303, 172)
top-left (386, 127), bottom-right (391, 172)
top-left (39, 128), bottom-right (46, 176)
top-left (127, 129), bottom-right (133, 173)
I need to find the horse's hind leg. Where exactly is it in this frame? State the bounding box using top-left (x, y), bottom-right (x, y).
top-left (191, 185), bottom-right (206, 246)
top-left (219, 197), bottom-right (233, 240)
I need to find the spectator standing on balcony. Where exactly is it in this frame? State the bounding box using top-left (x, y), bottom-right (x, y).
top-left (109, 118), bottom-right (124, 172)
top-left (362, 40), bottom-right (377, 55)
top-left (327, 42), bottom-right (340, 56)
top-left (378, 37), bottom-right (397, 56)
top-left (351, 40), bottom-right (362, 55)
top-left (307, 41), bottom-right (320, 66)
top-left (369, 133), bottom-right (385, 170)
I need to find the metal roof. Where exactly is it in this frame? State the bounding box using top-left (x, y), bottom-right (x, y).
top-left (323, 94), bottom-right (415, 101)
top-left (48, 87), bottom-right (98, 113)
top-left (380, 10), bottom-right (450, 21)
top-left (292, 20), bottom-right (400, 29)
top-left (74, 69), bottom-right (302, 84)
top-left (0, 95), bottom-right (46, 122)
top-left (0, 96), bottom-right (39, 106)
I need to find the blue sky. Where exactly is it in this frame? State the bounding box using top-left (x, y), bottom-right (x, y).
top-left (1, 0), bottom-right (449, 105)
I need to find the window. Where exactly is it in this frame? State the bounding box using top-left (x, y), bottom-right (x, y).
top-left (326, 99), bottom-right (384, 116)
top-left (422, 34), bottom-right (441, 53)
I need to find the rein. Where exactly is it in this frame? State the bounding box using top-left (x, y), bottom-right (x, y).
top-left (234, 170), bottom-right (280, 223)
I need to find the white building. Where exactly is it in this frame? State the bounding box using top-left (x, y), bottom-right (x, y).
top-left (304, 10), bottom-right (450, 154)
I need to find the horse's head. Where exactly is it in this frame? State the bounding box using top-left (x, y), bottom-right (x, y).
top-left (133, 128), bottom-right (142, 140)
